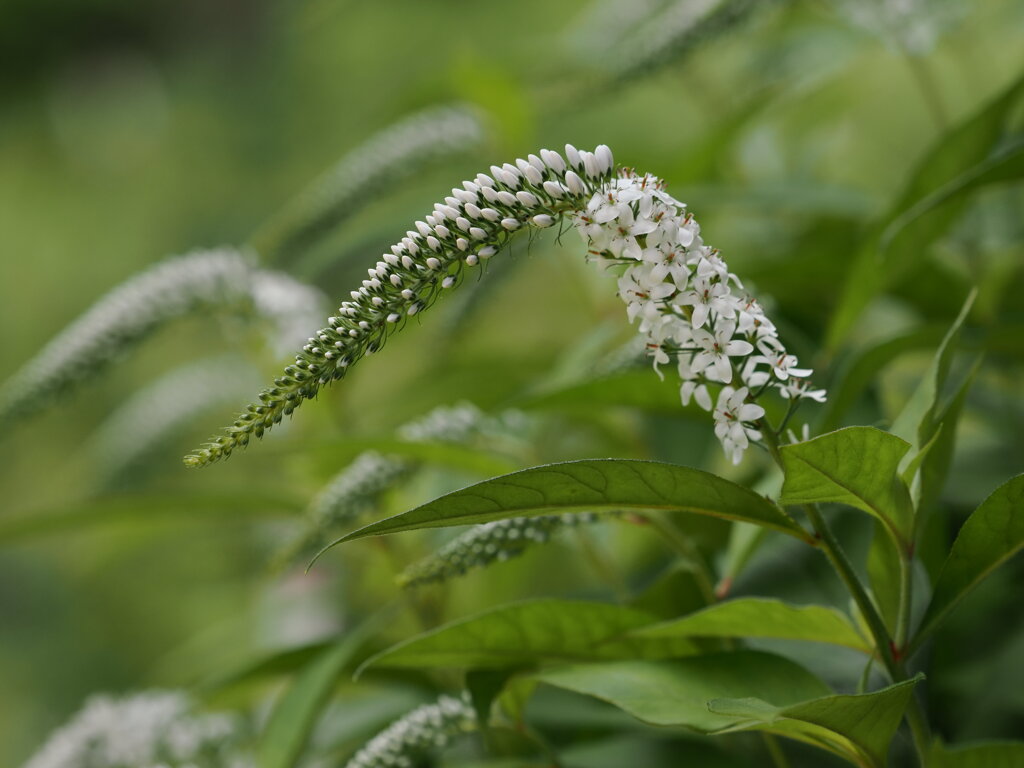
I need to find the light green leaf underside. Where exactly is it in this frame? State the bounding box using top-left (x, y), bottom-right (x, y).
top-left (359, 599), bottom-right (698, 675)
top-left (629, 597), bottom-right (871, 654)
top-left (708, 676), bottom-right (921, 768)
top-left (326, 460), bottom-right (810, 558)
top-left (534, 652), bottom-right (830, 733)
top-left (914, 474), bottom-right (1024, 648)
top-left (779, 427), bottom-right (914, 546)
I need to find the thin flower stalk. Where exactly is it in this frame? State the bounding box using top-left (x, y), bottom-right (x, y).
top-left (186, 145), bottom-right (615, 467)
top-left (344, 693), bottom-right (475, 768)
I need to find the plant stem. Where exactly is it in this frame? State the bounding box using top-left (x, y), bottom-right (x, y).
top-left (758, 420), bottom-right (932, 765)
top-left (896, 548), bottom-right (914, 649)
top-left (762, 733), bottom-right (791, 768)
top-left (641, 512), bottom-right (717, 604)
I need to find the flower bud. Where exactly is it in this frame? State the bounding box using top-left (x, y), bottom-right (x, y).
top-left (532, 214), bottom-right (554, 228)
top-left (564, 170), bottom-right (586, 194)
top-left (540, 148), bottom-right (565, 173)
top-left (515, 190), bottom-right (539, 207)
top-left (565, 143), bottom-right (582, 168)
top-left (542, 180), bottom-right (565, 198)
top-left (501, 218), bottom-right (520, 230)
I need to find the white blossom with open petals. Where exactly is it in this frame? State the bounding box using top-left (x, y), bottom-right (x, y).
top-left (574, 168), bottom-right (825, 464)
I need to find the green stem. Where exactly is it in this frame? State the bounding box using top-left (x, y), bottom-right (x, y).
top-left (641, 512), bottom-right (717, 605)
top-left (896, 549), bottom-right (914, 649)
top-left (762, 733), bottom-right (791, 768)
top-left (758, 421), bottom-right (931, 765)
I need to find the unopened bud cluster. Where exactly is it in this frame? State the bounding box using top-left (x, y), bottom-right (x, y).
top-left (573, 170), bottom-right (825, 464)
top-left (285, 403), bottom-right (527, 563)
top-left (344, 693), bottom-right (475, 768)
top-left (186, 146), bottom-right (614, 467)
top-left (22, 690), bottom-right (250, 768)
top-left (398, 512), bottom-right (601, 588)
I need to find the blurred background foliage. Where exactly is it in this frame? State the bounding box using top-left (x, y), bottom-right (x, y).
top-left (1, 0), bottom-right (1023, 765)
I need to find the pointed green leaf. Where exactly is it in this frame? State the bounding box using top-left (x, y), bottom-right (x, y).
top-left (534, 651), bottom-right (830, 733)
top-left (708, 676), bottom-right (922, 768)
top-left (913, 475), bottom-right (1024, 651)
top-left (629, 598), bottom-right (871, 654)
top-left (826, 72), bottom-right (1024, 351)
top-left (358, 600), bottom-right (698, 674)
top-left (258, 617), bottom-right (383, 768)
top-left (891, 292), bottom-right (975, 454)
top-left (326, 460), bottom-right (811, 556)
top-left (779, 427), bottom-right (914, 548)
top-left (930, 740), bottom-right (1024, 768)
top-left (867, 523), bottom-right (903, 633)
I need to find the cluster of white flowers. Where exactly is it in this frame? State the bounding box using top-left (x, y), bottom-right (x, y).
top-left (399, 512), bottom-right (601, 588)
top-left (0, 249), bottom-right (322, 425)
top-left (21, 691), bottom-right (250, 768)
top-left (187, 145), bottom-right (614, 467)
top-left (573, 170), bottom-right (825, 464)
top-left (344, 693), bottom-right (475, 768)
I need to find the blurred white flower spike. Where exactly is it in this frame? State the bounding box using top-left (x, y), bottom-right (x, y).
top-left (188, 146), bottom-right (823, 467)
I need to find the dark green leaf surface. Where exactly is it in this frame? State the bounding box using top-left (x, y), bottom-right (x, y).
top-left (359, 600), bottom-right (698, 673)
top-left (914, 475), bottom-right (1024, 650)
top-left (930, 740), bottom-right (1024, 768)
top-left (327, 460), bottom-right (811, 556)
top-left (779, 427), bottom-right (914, 546)
top-left (630, 597), bottom-right (871, 653)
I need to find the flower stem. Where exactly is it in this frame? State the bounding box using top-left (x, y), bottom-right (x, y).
top-left (758, 420), bottom-right (931, 765)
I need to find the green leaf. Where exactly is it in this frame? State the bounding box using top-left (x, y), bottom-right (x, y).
top-left (890, 291), bottom-right (975, 456)
top-left (913, 475), bottom-right (1024, 652)
top-left (534, 651), bottom-right (830, 733)
top-left (358, 600), bottom-right (699, 674)
top-left (258, 618), bottom-right (383, 768)
top-left (929, 740), bottom-right (1024, 768)
top-left (200, 641), bottom-right (332, 695)
top-left (819, 326), bottom-right (947, 433)
top-left (629, 597), bottom-right (871, 654)
top-left (779, 427), bottom-right (914, 549)
top-left (326, 459), bottom-right (811, 557)
top-left (708, 676), bottom-right (922, 768)
top-left (826, 72), bottom-right (1024, 351)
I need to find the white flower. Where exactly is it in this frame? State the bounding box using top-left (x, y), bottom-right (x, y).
top-left (690, 321), bottom-right (753, 383)
top-left (677, 275), bottom-right (738, 329)
top-left (713, 386), bottom-right (765, 465)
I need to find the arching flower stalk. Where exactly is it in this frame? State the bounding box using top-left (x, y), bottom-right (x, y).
top-left (0, 249), bottom-right (323, 426)
top-left (185, 145), bottom-right (615, 467)
top-left (344, 693), bottom-right (476, 768)
top-left (188, 145), bottom-right (823, 467)
top-left (398, 512), bottom-right (602, 588)
top-left (21, 690), bottom-right (251, 768)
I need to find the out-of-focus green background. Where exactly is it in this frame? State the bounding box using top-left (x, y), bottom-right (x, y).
top-left (2, 1), bottom-right (1023, 765)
